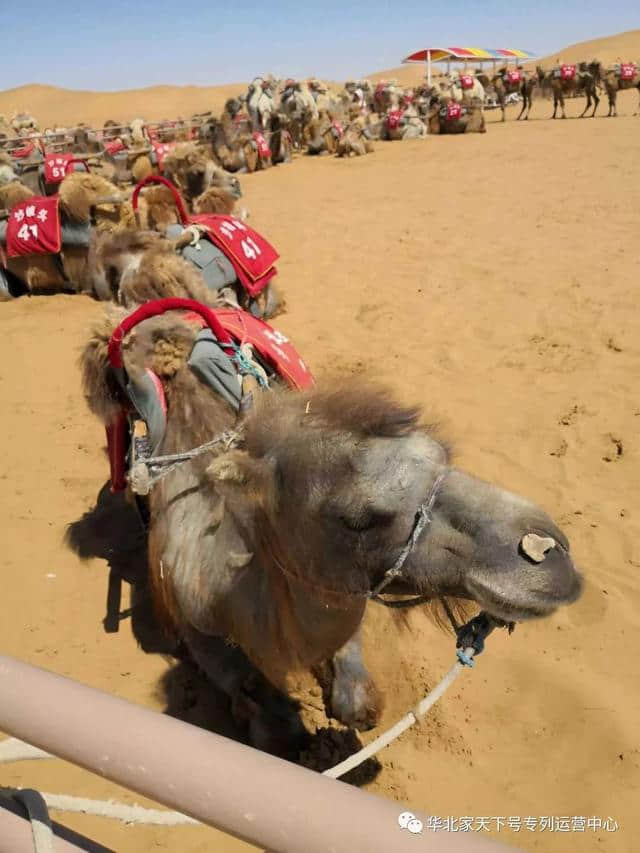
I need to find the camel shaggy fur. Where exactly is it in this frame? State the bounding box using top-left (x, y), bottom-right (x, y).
top-left (80, 313), bottom-right (583, 755)
top-left (89, 227), bottom-right (281, 318)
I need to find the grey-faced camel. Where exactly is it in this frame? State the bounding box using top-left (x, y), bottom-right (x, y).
top-left (81, 310), bottom-right (582, 758)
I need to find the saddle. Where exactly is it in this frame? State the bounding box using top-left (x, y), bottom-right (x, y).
top-left (619, 63), bottom-right (637, 80)
top-left (132, 176), bottom-right (279, 314)
top-left (0, 195), bottom-right (91, 261)
top-left (104, 298), bottom-right (314, 494)
top-left (441, 102), bottom-right (465, 121)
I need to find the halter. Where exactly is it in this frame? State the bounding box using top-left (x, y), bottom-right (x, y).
top-left (368, 469), bottom-right (447, 608)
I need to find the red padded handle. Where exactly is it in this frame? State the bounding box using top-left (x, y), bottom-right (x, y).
top-left (131, 175), bottom-right (189, 226)
top-left (108, 298), bottom-right (233, 369)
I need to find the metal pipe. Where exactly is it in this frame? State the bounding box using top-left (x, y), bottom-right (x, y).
top-left (0, 655), bottom-right (512, 852)
top-left (0, 797), bottom-right (113, 853)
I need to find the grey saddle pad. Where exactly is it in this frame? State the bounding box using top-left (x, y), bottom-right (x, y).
top-left (165, 224), bottom-right (237, 291)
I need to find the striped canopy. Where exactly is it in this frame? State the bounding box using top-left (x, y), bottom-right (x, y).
top-left (403, 47), bottom-right (536, 63)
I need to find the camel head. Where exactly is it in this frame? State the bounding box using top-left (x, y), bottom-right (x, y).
top-left (208, 386), bottom-right (583, 625)
top-left (224, 98), bottom-right (244, 119)
top-left (162, 142), bottom-right (241, 201)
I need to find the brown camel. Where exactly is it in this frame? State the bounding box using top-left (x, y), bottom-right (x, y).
top-left (81, 311), bottom-right (582, 756)
top-left (477, 67), bottom-right (536, 121)
top-left (336, 114), bottom-right (374, 157)
top-left (427, 98), bottom-right (486, 134)
top-left (161, 142), bottom-right (242, 204)
top-left (201, 105), bottom-right (250, 174)
top-left (0, 171), bottom-right (138, 296)
top-left (537, 62), bottom-right (601, 119)
top-left (602, 62), bottom-right (640, 116)
top-left (89, 227), bottom-right (282, 318)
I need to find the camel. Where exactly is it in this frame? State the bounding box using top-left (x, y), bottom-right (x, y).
top-left (280, 81), bottom-right (319, 148)
top-left (602, 62), bottom-right (640, 116)
top-left (200, 101), bottom-right (251, 173)
top-left (246, 77), bottom-right (279, 133)
top-left (380, 105), bottom-right (427, 140)
top-left (427, 98), bottom-right (487, 134)
top-left (537, 62), bottom-right (601, 119)
top-left (429, 73), bottom-right (486, 106)
top-left (88, 228), bottom-right (281, 318)
top-left (81, 314), bottom-right (583, 755)
top-left (160, 143), bottom-right (242, 204)
top-left (335, 114), bottom-right (375, 157)
top-left (476, 66), bottom-right (536, 121)
top-left (0, 171), bottom-right (138, 297)
top-left (304, 111), bottom-right (338, 155)
top-left (11, 112), bottom-right (39, 135)
top-left (372, 80), bottom-right (402, 115)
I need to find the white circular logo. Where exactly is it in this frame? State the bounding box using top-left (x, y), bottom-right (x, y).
top-left (407, 818), bottom-right (424, 834)
top-left (398, 811), bottom-right (416, 829)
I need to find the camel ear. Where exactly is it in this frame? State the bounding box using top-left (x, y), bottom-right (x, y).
top-left (206, 450), bottom-right (271, 492)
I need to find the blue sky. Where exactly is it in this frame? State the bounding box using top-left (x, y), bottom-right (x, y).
top-left (3, 1), bottom-right (637, 91)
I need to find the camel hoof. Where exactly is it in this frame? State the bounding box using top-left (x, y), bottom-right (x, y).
top-left (331, 675), bottom-right (381, 731)
top-left (233, 687), bottom-right (309, 761)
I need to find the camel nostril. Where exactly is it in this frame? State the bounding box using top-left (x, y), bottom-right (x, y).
top-left (520, 533), bottom-right (556, 563)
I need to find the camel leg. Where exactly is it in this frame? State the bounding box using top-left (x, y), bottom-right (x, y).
top-left (580, 94), bottom-right (590, 117)
top-left (591, 91), bottom-right (599, 117)
top-left (329, 627), bottom-right (382, 730)
top-left (552, 94), bottom-right (558, 119)
top-left (184, 627), bottom-right (308, 759)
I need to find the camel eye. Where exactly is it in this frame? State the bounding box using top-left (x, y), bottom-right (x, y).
top-left (338, 510), bottom-right (395, 533)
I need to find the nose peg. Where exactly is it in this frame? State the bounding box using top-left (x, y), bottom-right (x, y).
top-left (520, 533), bottom-right (556, 563)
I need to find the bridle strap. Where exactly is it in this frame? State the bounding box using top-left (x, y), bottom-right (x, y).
top-left (368, 469), bottom-right (447, 605)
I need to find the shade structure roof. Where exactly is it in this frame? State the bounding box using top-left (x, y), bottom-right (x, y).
top-left (403, 47), bottom-right (536, 63)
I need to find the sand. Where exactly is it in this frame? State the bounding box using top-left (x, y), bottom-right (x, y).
top-left (0, 31), bottom-right (639, 853)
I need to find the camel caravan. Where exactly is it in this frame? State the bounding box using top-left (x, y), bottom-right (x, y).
top-left (1, 55), bottom-right (637, 300)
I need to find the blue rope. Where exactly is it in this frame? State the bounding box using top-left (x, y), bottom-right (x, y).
top-left (222, 340), bottom-right (269, 389)
top-left (456, 649), bottom-right (475, 668)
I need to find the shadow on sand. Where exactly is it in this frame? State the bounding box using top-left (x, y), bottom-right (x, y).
top-left (65, 483), bottom-right (381, 787)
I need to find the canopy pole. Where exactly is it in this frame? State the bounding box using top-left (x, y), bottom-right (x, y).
top-left (427, 49), bottom-right (432, 86)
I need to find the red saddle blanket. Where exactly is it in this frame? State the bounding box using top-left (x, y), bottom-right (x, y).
top-left (11, 142), bottom-right (36, 159)
top-left (507, 70), bottom-right (522, 85)
top-left (620, 63), bottom-right (637, 80)
top-left (43, 153), bottom-right (74, 184)
top-left (6, 196), bottom-right (61, 258)
top-left (188, 214), bottom-right (278, 298)
top-left (105, 140), bottom-right (127, 156)
top-left (187, 308), bottom-right (314, 391)
top-left (561, 65), bottom-right (576, 80)
top-left (330, 121), bottom-right (344, 137)
top-left (252, 132), bottom-right (271, 159)
top-left (152, 142), bottom-right (175, 169)
top-left (459, 75), bottom-right (474, 90)
top-left (386, 110), bottom-right (405, 130)
top-left (446, 102), bottom-right (463, 121)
